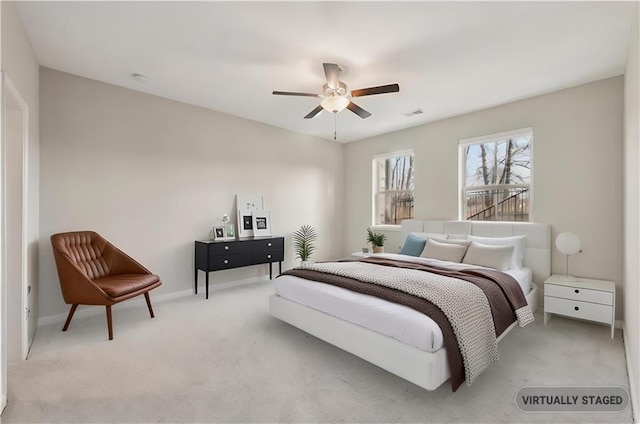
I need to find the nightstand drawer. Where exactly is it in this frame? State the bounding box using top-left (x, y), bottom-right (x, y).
top-left (545, 283), bottom-right (613, 305)
top-left (544, 296), bottom-right (613, 325)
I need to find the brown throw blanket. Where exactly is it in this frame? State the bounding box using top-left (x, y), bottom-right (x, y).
top-left (359, 257), bottom-right (533, 333)
top-left (279, 256), bottom-right (532, 391)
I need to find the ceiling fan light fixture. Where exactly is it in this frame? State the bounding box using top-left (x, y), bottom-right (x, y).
top-left (321, 95), bottom-right (349, 114)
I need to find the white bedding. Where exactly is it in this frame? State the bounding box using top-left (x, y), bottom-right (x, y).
top-left (273, 253), bottom-right (532, 353)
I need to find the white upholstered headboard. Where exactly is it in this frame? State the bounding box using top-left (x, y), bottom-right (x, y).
top-left (401, 219), bottom-right (551, 284)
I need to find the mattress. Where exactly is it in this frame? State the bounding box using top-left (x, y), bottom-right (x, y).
top-left (273, 253), bottom-right (532, 353)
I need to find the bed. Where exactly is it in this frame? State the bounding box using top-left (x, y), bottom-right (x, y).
top-left (269, 220), bottom-right (551, 391)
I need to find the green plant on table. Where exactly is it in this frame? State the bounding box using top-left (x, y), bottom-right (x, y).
top-left (366, 227), bottom-right (387, 247)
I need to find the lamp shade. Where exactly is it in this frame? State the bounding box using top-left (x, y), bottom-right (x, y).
top-left (321, 95), bottom-right (349, 114)
top-left (555, 232), bottom-right (581, 255)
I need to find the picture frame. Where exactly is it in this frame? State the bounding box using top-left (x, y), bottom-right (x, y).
top-left (251, 210), bottom-right (272, 237)
top-left (236, 194), bottom-right (264, 212)
top-left (225, 224), bottom-right (236, 240)
top-left (236, 194), bottom-right (265, 238)
top-left (237, 209), bottom-right (254, 238)
top-left (213, 226), bottom-right (226, 240)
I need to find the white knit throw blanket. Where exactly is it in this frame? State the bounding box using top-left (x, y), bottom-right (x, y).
top-left (306, 261), bottom-right (502, 386)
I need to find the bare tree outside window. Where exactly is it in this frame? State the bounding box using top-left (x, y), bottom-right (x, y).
top-left (463, 133), bottom-right (532, 221)
top-left (374, 152), bottom-right (414, 225)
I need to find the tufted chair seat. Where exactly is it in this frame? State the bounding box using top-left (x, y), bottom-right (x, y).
top-left (51, 231), bottom-right (162, 340)
top-left (95, 274), bottom-right (161, 297)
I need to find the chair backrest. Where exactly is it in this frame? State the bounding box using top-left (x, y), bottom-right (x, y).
top-left (51, 231), bottom-right (112, 279)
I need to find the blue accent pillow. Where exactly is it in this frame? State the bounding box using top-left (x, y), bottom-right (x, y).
top-left (399, 234), bottom-right (427, 256)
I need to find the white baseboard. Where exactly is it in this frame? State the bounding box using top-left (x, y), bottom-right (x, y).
top-left (37, 275), bottom-right (271, 328)
top-left (623, 322), bottom-right (638, 422)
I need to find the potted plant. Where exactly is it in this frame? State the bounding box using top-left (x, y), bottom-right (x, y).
top-left (292, 225), bottom-right (317, 268)
top-left (366, 227), bottom-right (387, 253)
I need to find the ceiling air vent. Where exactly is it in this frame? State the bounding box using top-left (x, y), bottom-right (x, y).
top-left (403, 108), bottom-right (424, 117)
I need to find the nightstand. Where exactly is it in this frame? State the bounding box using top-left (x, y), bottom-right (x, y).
top-left (544, 274), bottom-right (615, 339)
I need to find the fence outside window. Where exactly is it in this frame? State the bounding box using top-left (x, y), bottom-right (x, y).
top-left (461, 129), bottom-right (532, 222)
top-left (465, 185), bottom-right (529, 221)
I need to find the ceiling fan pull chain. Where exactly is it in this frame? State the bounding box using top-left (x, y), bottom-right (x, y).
top-left (334, 114), bottom-right (337, 141)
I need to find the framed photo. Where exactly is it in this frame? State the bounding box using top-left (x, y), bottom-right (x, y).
top-left (237, 209), bottom-right (254, 238)
top-left (225, 224), bottom-right (235, 240)
top-left (236, 194), bottom-right (264, 212)
top-left (213, 226), bottom-right (226, 240)
top-left (251, 210), bottom-right (272, 237)
top-left (236, 194), bottom-right (265, 238)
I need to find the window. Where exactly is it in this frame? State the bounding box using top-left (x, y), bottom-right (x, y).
top-left (373, 150), bottom-right (414, 225)
top-left (460, 128), bottom-right (532, 222)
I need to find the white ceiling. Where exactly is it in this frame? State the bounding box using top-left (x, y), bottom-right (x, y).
top-left (16, 1), bottom-right (636, 143)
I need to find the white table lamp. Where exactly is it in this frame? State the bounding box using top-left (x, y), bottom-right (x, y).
top-left (555, 232), bottom-right (581, 281)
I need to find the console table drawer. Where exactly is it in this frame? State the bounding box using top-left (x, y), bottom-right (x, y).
top-left (208, 242), bottom-right (251, 256)
top-left (252, 250), bottom-right (284, 264)
top-left (209, 253), bottom-right (251, 271)
top-left (545, 283), bottom-right (613, 305)
top-left (544, 296), bottom-right (613, 325)
top-left (252, 238), bottom-right (284, 251)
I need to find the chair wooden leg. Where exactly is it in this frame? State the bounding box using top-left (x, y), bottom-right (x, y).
top-left (144, 292), bottom-right (155, 318)
top-left (105, 305), bottom-right (113, 340)
top-left (62, 304), bottom-right (78, 331)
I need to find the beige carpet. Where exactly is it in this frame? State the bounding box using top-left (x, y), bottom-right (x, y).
top-left (1, 281), bottom-right (633, 423)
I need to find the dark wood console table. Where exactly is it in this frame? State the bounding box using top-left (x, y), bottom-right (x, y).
top-left (194, 236), bottom-right (284, 299)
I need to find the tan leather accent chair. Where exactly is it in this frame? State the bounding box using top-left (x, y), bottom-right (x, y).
top-left (51, 231), bottom-right (162, 340)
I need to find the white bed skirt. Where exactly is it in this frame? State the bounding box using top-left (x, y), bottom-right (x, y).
top-left (269, 282), bottom-right (538, 391)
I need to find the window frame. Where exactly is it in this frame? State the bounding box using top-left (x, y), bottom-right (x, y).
top-left (371, 149), bottom-right (415, 228)
top-left (458, 128), bottom-right (534, 222)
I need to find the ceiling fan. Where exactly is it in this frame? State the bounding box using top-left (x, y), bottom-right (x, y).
top-left (272, 63), bottom-right (400, 120)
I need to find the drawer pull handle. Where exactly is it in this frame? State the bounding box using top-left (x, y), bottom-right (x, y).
top-left (268, 242), bottom-right (272, 247)
top-left (224, 246), bottom-right (229, 251)
top-left (224, 259), bottom-right (229, 264)
top-left (267, 254), bottom-right (271, 259)
top-left (574, 306), bottom-right (579, 311)
top-left (575, 289), bottom-right (580, 294)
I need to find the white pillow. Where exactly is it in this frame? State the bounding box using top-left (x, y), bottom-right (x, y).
top-left (434, 238), bottom-right (472, 247)
top-left (462, 242), bottom-right (514, 271)
top-left (468, 235), bottom-right (526, 269)
top-left (411, 232), bottom-right (448, 241)
top-left (447, 234), bottom-right (469, 240)
top-left (420, 239), bottom-right (469, 263)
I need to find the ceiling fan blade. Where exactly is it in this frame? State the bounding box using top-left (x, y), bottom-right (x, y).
top-left (323, 63), bottom-right (340, 90)
top-left (273, 90), bottom-right (320, 97)
top-left (347, 101), bottom-right (372, 119)
top-left (304, 105), bottom-right (324, 119)
top-left (350, 83), bottom-right (400, 98)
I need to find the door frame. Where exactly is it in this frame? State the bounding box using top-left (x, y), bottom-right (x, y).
top-left (0, 71), bottom-right (30, 413)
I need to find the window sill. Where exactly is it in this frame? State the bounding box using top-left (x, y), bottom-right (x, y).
top-left (371, 225), bottom-right (402, 232)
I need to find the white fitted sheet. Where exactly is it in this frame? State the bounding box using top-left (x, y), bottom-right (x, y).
top-left (273, 254), bottom-right (532, 353)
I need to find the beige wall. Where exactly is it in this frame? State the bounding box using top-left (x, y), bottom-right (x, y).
top-left (39, 68), bottom-right (344, 319)
top-left (344, 77), bottom-right (624, 317)
top-left (623, 3), bottom-right (639, 417)
top-left (1, 1), bottom-right (39, 350)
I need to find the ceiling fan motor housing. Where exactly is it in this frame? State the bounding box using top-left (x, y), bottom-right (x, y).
top-left (322, 82), bottom-right (348, 97)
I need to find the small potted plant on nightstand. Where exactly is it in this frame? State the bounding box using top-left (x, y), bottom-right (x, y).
top-left (366, 227), bottom-right (387, 253)
top-left (293, 225), bottom-right (317, 268)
